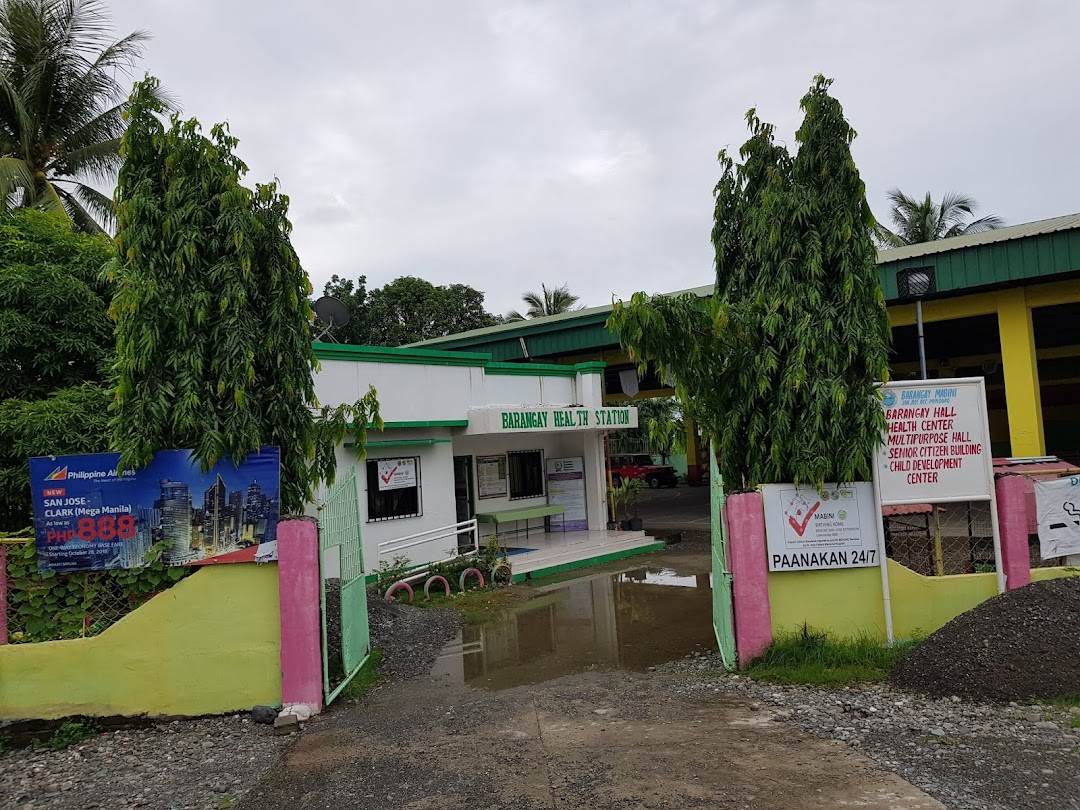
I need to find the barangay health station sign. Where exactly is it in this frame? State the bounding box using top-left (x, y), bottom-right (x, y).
top-left (29, 447), bottom-right (281, 573)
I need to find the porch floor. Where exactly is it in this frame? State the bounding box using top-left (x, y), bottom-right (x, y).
top-left (496, 529), bottom-right (665, 581)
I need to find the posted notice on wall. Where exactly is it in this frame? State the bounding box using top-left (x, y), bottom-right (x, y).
top-left (476, 454), bottom-right (508, 499)
top-left (376, 458), bottom-right (417, 491)
top-left (876, 379), bottom-right (993, 504)
top-left (29, 447), bottom-right (281, 573)
top-left (546, 457), bottom-right (588, 531)
top-left (1034, 475), bottom-right (1080, 559)
top-left (762, 482), bottom-right (879, 571)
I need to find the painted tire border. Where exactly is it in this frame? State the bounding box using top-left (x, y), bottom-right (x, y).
top-left (459, 568), bottom-right (485, 591)
top-left (490, 562), bottom-right (513, 586)
top-left (424, 575), bottom-right (451, 600)
top-left (385, 580), bottom-right (414, 603)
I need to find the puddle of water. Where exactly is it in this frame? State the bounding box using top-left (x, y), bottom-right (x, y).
top-left (431, 565), bottom-right (715, 691)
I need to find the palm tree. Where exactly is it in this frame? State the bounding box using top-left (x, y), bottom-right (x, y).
top-left (506, 283), bottom-right (584, 321)
top-left (875, 189), bottom-right (1004, 248)
top-left (0, 0), bottom-right (166, 233)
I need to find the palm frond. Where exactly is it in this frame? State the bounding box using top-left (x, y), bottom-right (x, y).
top-left (54, 181), bottom-right (105, 234)
top-left (0, 155), bottom-right (33, 208)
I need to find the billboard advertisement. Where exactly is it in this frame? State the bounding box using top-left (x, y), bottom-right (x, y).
top-left (29, 447), bottom-right (281, 573)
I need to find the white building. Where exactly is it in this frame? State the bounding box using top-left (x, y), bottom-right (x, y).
top-left (312, 343), bottom-right (660, 580)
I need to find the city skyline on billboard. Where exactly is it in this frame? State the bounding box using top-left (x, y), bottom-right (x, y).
top-left (29, 447), bottom-right (281, 573)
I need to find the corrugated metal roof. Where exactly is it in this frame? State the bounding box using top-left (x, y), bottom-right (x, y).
top-left (413, 213), bottom-right (1080, 350)
top-left (876, 212), bottom-right (1080, 264)
top-left (408, 283), bottom-right (712, 348)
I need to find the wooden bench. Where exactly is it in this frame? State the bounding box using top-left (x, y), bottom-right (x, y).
top-left (474, 504), bottom-right (566, 539)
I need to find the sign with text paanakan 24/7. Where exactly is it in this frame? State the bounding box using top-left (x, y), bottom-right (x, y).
top-left (762, 482), bottom-right (880, 571)
top-left (876, 379), bottom-right (993, 505)
top-left (29, 448), bottom-right (280, 573)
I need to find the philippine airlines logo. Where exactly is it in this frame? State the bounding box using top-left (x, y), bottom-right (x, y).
top-left (45, 465), bottom-right (69, 481)
top-left (784, 492), bottom-right (820, 537)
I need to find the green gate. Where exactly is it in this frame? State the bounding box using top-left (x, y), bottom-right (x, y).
top-left (710, 443), bottom-right (736, 670)
top-left (318, 467), bottom-right (370, 703)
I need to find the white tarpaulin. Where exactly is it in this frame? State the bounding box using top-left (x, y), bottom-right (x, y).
top-left (619, 369), bottom-right (640, 398)
top-left (1034, 476), bottom-right (1080, 559)
top-left (377, 458), bottom-right (417, 491)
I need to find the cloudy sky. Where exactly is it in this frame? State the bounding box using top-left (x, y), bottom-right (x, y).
top-left (109, 0), bottom-right (1080, 315)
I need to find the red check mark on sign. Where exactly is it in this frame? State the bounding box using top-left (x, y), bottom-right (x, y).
top-left (380, 466), bottom-right (398, 485)
top-left (787, 501), bottom-right (821, 537)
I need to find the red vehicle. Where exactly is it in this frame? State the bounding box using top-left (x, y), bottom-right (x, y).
top-left (608, 454), bottom-right (679, 489)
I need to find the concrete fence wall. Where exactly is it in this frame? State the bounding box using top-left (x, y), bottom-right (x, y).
top-left (727, 476), bottom-right (1079, 667)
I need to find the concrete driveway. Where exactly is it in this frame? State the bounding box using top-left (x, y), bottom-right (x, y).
top-left (637, 484), bottom-right (711, 532)
top-left (240, 670), bottom-right (944, 810)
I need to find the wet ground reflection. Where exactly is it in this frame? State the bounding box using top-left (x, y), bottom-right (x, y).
top-left (432, 559), bottom-right (715, 691)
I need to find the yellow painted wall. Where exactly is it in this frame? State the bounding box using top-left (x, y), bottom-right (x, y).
top-left (768, 561), bottom-right (1079, 641)
top-left (0, 563), bottom-right (281, 720)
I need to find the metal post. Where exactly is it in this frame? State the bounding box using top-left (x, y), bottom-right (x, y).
top-left (916, 298), bottom-right (928, 380)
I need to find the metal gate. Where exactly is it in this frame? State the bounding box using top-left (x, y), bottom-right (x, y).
top-left (318, 467), bottom-right (370, 703)
top-left (710, 443), bottom-right (736, 669)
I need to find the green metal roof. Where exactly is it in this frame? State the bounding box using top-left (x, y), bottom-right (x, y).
top-left (411, 213), bottom-right (1080, 362)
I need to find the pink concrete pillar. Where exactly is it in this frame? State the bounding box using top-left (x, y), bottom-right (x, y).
top-left (727, 492), bottom-right (773, 667)
top-left (995, 475), bottom-right (1032, 590)
top-left (0, 545), bottom-right (8, 646)
top-left (277, 516), bottom-right (323, 711)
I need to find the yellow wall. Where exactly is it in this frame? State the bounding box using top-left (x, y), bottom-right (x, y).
top-left (768, 561), bottom-right (1079, 641)
top-left (0, 563), bottom-right (281, 720)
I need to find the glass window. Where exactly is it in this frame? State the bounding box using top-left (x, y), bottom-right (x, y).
top-left (366, 457), bottom-right (422, 521)
top-left (508, 450), bottom-right (545, 500)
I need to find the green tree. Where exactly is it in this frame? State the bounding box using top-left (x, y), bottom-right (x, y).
top-left (361, 276), bottom-right (498, 346)
top-left (506, 283), bottom-right (583, 321)
top-left (874, 189), bottom-right (1003, 248)
top-left (318, 273), bottom-right (369, 344)
top-left (0, 0), bottom-right (166, 233)
top-left (110, 78), bottom-right (379, 514)
top-left (0, 208), bottom-right (113, 399)
top-left (0, 208), bottom-right (114, 529)
top-left (609, 76), bottom-right (891, 491)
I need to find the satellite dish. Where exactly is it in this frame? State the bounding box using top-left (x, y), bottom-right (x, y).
top-left (312, 296), bottom-right (351, 342)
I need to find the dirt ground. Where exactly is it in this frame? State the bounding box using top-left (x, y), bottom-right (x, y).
top-left (239, 670), bottom-right (943, 810)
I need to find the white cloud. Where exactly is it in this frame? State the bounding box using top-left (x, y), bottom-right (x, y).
top-left (109, 0), bottom-right (1080, 315)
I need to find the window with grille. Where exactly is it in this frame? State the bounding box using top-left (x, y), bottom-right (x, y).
top-left (508, 450), bottom-right (545, 500)
top-left (366, 457), bottom-right (422, 521)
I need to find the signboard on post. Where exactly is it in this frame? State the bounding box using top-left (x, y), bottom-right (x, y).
top-left (376, 458), bottom-right (417, 491)
top-left (762, 483), bottom-right (879, 571)
top-left (29, 447), bottom-right (281, 573)
top-left (876, 381), bottom-right (994, 503)
top-left (1034, 476), bottom-right (1080, 559)
top-left (546, 457), bottom-right (588, 531)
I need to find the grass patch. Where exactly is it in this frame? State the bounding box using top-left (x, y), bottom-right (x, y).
top-left (1071, 715), bottom-right (1080, 730)
top-left (745, 624), bottom-right (916, 686)
top-left (40, 721), bottom-right (97, 751)
top-left (418, 588), bottom-right (525, 624)
top-left (340, 648), bottom-right (384, 702)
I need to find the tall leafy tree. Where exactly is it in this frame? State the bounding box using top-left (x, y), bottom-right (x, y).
top-left (875, 189), bottom-right (1003, 248)
top-left (506, 283), bottom-right (583, 321)
top-left (0, 0), bottom-right (165, 233)
top-left (0, 208), bottom-right (113, 529)
top-left (110, 78), bottom-right (379, 513)
top-left (610, 76), bottom-right (891, 491)
top-left (342, 275), bottom-right (497, 346)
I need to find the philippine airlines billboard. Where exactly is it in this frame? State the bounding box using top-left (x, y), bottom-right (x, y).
top-left (29, 447), bottom-right (280, 573)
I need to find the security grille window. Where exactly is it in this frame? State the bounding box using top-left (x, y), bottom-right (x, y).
top-left (366, 457), bottom-right (422, 521)
top-left (897, 266), bottom-right (936, 299)
top-left (508, 450), bottom-right (545, 500)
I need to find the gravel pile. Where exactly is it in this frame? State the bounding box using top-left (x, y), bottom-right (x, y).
top-left (366, 591), bottom-right (462, 680)
top-left (0, 716), bottom-right (285, 810)
top-left (666, 652), bottom-right (1080, 810)
top-left (892, 577), bottom-right (1080, 702)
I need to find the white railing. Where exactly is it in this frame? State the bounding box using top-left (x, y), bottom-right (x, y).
top-left (377, 519), bottom-right (479, 567)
